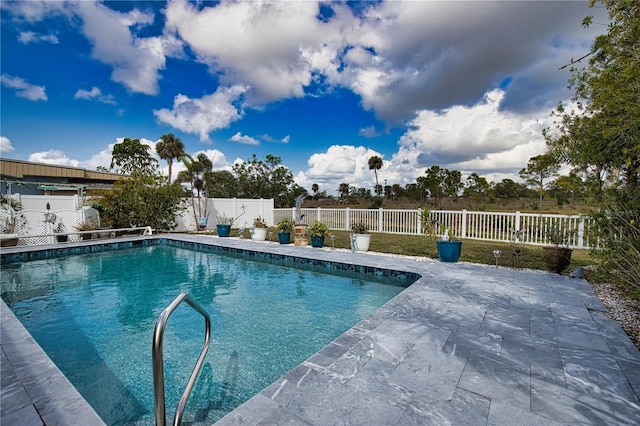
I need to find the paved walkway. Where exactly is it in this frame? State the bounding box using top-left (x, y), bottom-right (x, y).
top-left (1, 235), bottom-right (639, 425)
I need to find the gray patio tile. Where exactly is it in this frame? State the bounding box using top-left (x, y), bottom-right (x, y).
top-left (500, 331), bottom-right (563, 370)
top-left (398, 387), bottom-right (490, 426)
top-left (488, 400), bottom-right (566, 426)
top-left (257, 407), bottom-right (312, 425)
top-left (531, 376), bottom-right (619, 425)
top-left (560, 347), bottom-right (638, 403)
top-left (616, 358), bottom-right (640, 398)
top-left (345, 358), bottom-right (415, 410)
top-left (458, 350), bottom-right (531, 412)
top-left (0, 403), bottom-right (43, 426)
top-left (590, 310), bottom-right (640, 361)
top-left (442, 325), bottom-right (504, 357)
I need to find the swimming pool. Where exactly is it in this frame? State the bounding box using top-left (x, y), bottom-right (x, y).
top-left (1, 239), bottom-right (413, 425)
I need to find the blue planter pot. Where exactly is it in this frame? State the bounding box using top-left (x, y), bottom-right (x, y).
top-left (310, 235), bottom-right (325, 248)
top-left (216, 224), bottom-right (231, 237)
top-left (436, 240), bottom-right (462, 262)
top-left (278, 232), bottom-right (291, 244)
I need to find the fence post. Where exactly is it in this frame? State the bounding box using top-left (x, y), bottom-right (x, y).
top-left (378, 208), bottom-right (383, 233)
top-left (345, 208), bottom-right (350, 231)
top-left (317, 207), bottom-right (321, 222)
top-left (417, 209), bottom-right (422, 235)
top-left (291, 207), bottom-right (296, 220)
top-left (461, 209), bottom-right (467, 238)
top-left (577, 216), bottom-right (585, 249)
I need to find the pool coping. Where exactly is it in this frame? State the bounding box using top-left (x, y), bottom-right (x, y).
top-left (2, 234), bottom-right (640, 425)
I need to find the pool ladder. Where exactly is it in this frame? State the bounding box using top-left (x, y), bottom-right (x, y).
top-left (152, 293), bottom-right (211, 426)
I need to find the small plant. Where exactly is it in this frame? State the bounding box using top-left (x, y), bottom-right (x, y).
top-left (308, 221), bottom-right (329, 238)
top-left (351, 221), bottom-right (369, 234)
top-left (217, 205), bottom-right (246, 226)
top-left (74, 219), bottom-right (97, 232)
top-left (54, 220), bottom-right (66, 234)
top-left (277, 218), bottom-right (295, 233)
top-left (1, 213), bottom-right (26, 234)
top-left (544, 222), bottom-right (576, 247)
top-left (253, 216), bottom-right (267, 228)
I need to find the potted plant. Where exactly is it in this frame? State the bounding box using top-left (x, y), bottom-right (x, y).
top-left (1, 213), bottom-right (26, 247)
top-left (276, 218), bottom-right (295, 244)
top-left (541, 222), bottom-right (575, 274)
top-left (74, 220), bottom-right (96, 240)
top-left (54, 220), bottom-right (68, 242)
top-left (308, 221), bottom-right (329, 248)
top-left (436, 228), bottom-right (463, 262)
top-left (215, 205), bottom-right (246, 237)
top-left (251, 216), bottom-right (268, 241)
top-left (350, 221), bottom-right (371, 252)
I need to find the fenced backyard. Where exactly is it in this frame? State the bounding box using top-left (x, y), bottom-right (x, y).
top-left (275, 208), bottom-right (596, 249)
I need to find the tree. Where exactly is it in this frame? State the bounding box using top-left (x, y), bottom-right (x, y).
top-left (464, 173), bottom-right (491, 203)
top-left (177, 153), bottom-right (213, 224)
top-left (518, 154), bottom-right (560, 210)
top-left (110, 138), bottom-right (158, 176)
top-left (204, 170), bottom-right (237, 198)
top-left (312, 183), bottom-right (319, 199)
top-left (232, 154), bottom-right (298, 207)
top-left (545, 0), bottom-right (640, 296)
top-left (96, 175), bottom-right (187, 230)
top-left (338, 183), bottom-right (350, 202)
top-left (156, 133), bottom-right (188, 183)
top-left (368, 155), bottom-right (383, 196)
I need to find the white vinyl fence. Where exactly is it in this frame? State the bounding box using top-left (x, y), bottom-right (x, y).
top-left (175, 198), bottom-right (274, 232)
top-left (274, 208), bottom-right (596, 249)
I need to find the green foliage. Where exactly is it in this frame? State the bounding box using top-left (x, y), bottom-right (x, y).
top-left (253, 216), bottom-right (267, 228)
top-left (518, 154), bottom-right (560, 210)
top-left (97, 175), bottom-right (188, 230)
top-left (544, 0), bottom-right (640, 297)
top-left (232, 154), bottom-right (299, 208)
top-left (308, 221), bottom-right (330, 237)
top-left (351, 221), bottom-right (369, 234)
top-left (110, 138), bottom-right (158, 176)
top-left (177, 153), bottom-right (213, 222)
top-left (156, 133), bottom-right (189, 182)
top-left (277, 218), bottom-right (295, 233)
top-left (368, 155), bottom-right (383, 196)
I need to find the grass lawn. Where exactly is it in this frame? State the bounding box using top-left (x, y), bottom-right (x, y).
top-left (229, 228), bottom-right (592, 273)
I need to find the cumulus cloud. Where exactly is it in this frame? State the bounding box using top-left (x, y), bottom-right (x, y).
top-left (153, 85), bottom-right (247, 141)
top-left (28, 149), bottom-right (80, 167)
top-left (1, 136), bottom-right (15, 153)
top-left (0, 74), bottom-right (47, 101)
top-left (73, 1), bottom-right (170, 95)
top-left (296, 145), bottom-right (386, 194)
top-left (18, 31), bottom-right (59, 44)
top-left (74, 87), bottom-right (116, 104)
top-left (230, 132), bottom-right (259, 146)
top-left (164, 0), bottom-right (348, 104)
top-left (358, 125), bottom-right (380, 138)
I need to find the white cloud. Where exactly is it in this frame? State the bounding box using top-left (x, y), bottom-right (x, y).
top-left (18, 31), bottom-right (59, 44)
top-left (74, 87), bottom-right (116, 105)
top-left (0, 74), bottom-right (47, 101)
top-left (164, 0), bottom-right (349, 104)
top-left (295, 145), bottom-right (385, 194)
top-left (230, 132), bottom-right (259, 146)
top-left (153, 85), bottom-right (247, 142)
top-left (28, 149), bottom-right (80, 167)
top-left (358, 125), bottom-right (380, 138)
top-left (74, 1), bottom-right (168, 95)
top-left (0, 136), bottom-right (15, 153)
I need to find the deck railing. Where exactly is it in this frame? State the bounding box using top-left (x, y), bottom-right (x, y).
top-left (274, 208), bottom-right (596, 249)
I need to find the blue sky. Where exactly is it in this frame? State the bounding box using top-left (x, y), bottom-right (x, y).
top-left (1, 0), bottom-right (607, 195)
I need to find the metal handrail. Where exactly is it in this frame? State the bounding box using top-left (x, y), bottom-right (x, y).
top-left (152, 293), bottom-right (211, 426)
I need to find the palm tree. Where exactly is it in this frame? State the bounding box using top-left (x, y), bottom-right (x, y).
top-left (368, 155), bottom-right (383, 196)
top-left (312, 183), bottom-right (319, 199)
top-left (156, 133), bottom-right (187, 182)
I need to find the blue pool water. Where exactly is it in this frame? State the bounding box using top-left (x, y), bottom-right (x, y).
top-left (1, 244), bottom-right (409, 425)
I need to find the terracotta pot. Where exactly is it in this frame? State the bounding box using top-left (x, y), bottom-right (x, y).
top-left (542, 246), bottom-right (573, 274)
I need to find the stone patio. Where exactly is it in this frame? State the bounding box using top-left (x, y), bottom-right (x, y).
top-left (1, 235), bottom-right (639, 425)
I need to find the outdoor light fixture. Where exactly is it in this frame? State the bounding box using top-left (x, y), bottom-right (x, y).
top-left (493, 250), bottom-right (501, 267)
top-left (330, 234), bottom-right (335, 249)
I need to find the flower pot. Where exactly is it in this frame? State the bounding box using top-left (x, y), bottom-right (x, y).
top-left (198, 217), bottom-right (208, 230)
top-left (56, 235), bottom-right (69, 243)
top-left (351, 233), bottom-right (371, 252)
top-left (542, 246), bottom-right (573, 274)
top-left (278, 232), bottom-right (291, 244)
top-left (1, 234), bottom-right (19, 247)
top-left (310, 235), bottom-right (325, 248)
top-left (436, 240), bottom-right (463, 262)
top-left (216, 224), bottom-right (231, 237)
top-left (81, 233), bottom-right (92, 241)
top-left (251, 227), bottom-right (268, 241)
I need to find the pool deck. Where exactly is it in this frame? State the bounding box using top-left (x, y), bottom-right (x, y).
top-left (2, 234), bottom-right (640, 425)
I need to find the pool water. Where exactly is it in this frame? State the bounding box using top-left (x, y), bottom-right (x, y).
top-left (1, 244), bottom-right (408, 425)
